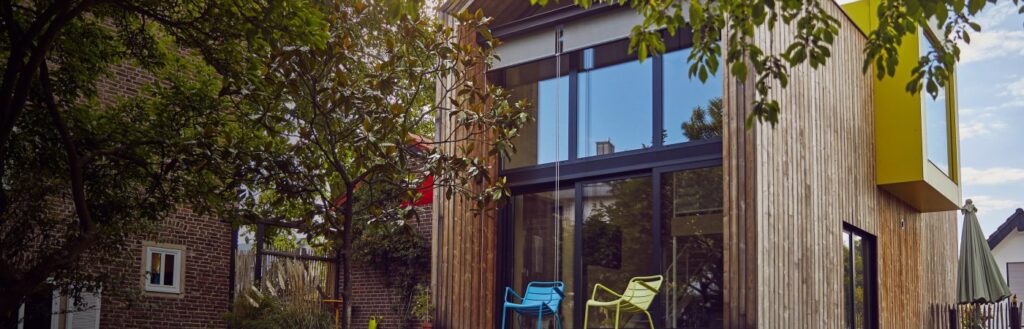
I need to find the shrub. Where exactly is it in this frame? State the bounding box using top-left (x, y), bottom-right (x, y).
top-left (224, 261), bottom-right (334, 329)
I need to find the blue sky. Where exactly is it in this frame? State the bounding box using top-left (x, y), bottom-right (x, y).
top-left (956, 2), bottom-right (1024, 236)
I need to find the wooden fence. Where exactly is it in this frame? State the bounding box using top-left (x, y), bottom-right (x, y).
top-left (931, 299), bottom-right (1023, 329)
top-left (233, 224), bottom-right (342, 304)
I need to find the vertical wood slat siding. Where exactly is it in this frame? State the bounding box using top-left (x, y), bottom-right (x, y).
top-left (722, 1), bottom-right (959, 328)
top-left (433, 20), bottom-right (498, 329)
top-left (723, 20), bottom-right (760, 329)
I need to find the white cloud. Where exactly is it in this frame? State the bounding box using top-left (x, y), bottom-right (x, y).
top-left (966, 195), bottom-right (1023, 215)
top-left (962, 167), bottom-right (1024, 185)
top-left (1004, 76), bottom-right (1024, 97)
top-left (973, 1), bottom-right (1019, 28)
top-left (959, 30), bottom-right (1024, 64)
top-left (959, 120), bottom-right (1007, 139)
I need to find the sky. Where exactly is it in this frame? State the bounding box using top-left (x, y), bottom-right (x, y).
top-left (955, 2), bottom-right (1024, 237)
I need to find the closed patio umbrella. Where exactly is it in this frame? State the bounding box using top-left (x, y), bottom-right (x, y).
top-left (958, 199), bottom-right (1011, 304)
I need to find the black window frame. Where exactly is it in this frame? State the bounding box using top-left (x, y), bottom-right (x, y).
top-left (490, 23), bottom-right (724, 329)
top-left (488, 30), bottom-right (713, 180)
top-left (842, 223), bottom-right (879, 329)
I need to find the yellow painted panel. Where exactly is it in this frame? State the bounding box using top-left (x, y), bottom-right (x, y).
top-left (841, 0), bottom-right (873, 34)
top-left (840, 0), bottom-right (961, 212)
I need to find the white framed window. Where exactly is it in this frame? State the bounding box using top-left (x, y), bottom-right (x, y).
top-left (144, 246), bottom-right (183, 294)
top-left (17, 287), bottom-right (101, 329)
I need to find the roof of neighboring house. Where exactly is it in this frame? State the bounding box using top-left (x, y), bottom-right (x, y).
top-left (987, 208), bottom-right (1024, 249)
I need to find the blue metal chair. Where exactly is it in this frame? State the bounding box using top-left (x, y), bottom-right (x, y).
top-left (501, 281), bottom-right (565, 329)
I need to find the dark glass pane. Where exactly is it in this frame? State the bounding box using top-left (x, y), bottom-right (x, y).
top-left (506, 77), bottom-right (570, 169)
top-left (920, 30), bottom-right (951, 175)
top-left (150, 252), bottom-right (162, 285)
top-left (843, 231), bottom-right (853, 329)
top-left (582, 176), bottom-right (654, 328)
top-left (578, 43), bottom-right (653, 158)
top-left (660, 166), bottom-right (724, 329)
top-left (843, 229), bottom-right (875, 329)
top-left (22, 290), bottom-right (54, 329)
top-left (663, 49), bottom-right (723, 145)
top-left (500, 57), bottom-right (571, 169)
top-left (853, 235), bottom-right (865, 329)
top-left (511, 189), bottom-right (575, 329)
top-left (164, 254), bottom-right (176, 286)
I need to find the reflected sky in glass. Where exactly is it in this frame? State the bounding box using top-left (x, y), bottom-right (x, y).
top-left (921, 32), bottom-right (951, 175)
top-left (663, 49), bottom-right (722, 145)
top-left (506, 76), bottom-right (569, 169)
top-left (578, 58), bottom-right (653, 157)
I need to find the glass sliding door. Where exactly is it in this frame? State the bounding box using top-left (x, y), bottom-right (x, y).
top-left (512, 189), bottom-right (576, 329)
top-left (659, 166), bottom-right (724, 329)
top-left (581, 176), bottom-right (654, 329)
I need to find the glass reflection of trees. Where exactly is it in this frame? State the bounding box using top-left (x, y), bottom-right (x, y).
top-left (661, 166), bottom-right (724, 329)
top-left (843, 230), bottom-right (871, 329)
top-left (582, 177), bottom-right (654, 328)
top-left (680, 97), bottom-right (723, 141)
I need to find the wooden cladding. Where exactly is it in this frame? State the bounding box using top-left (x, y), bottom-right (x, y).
top-left (436, 0), bottom-right (958, 328)
top-left (722, 1), bottom-right (958, 328)
top-left (432, 19), bottom-right (499, 329)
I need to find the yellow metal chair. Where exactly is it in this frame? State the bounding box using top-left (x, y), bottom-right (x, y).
top-left (583, 275), bottom-right (664, 329)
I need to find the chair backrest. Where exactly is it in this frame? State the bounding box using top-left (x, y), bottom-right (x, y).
top-left (523, 281), bottom-right (565, 308)
top-left (621, 275), bottom-right (664, 310)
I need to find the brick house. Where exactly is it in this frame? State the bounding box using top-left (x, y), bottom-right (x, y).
top-left (349, 206), bottom-right (433, 329)
top-left (18, 207), bottom-right (232, 329)
top-left (17, 64), bottom-right (234, 329)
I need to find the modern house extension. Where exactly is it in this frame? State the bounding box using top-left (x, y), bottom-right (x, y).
top-left (432, 0), bottom-right (962, 328)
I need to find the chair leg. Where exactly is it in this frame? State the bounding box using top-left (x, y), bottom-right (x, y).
top-left (537, 305), bottom-right (544, 329)
top-left (645, 310), bottom-right (654, 329)
top-left (583, 305), bottom-right (590, 329)
top-left (614, 305), bottom-right (621, 329)
top-left (501, 308), bottom-right (506, 329)
top-left (554, 312), bottom-right (562, 329)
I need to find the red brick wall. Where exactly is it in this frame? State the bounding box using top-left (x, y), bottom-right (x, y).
top-left (88, 58), bottom-right (232, 328)
top-left (96, 207), bottom-right (232, 328)
top-left (350, 206), bottom-right (433, 329)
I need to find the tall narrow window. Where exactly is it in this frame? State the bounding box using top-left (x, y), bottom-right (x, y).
top-left (511, 189), bottom-right (576, 329)
top-left (660, 166), bottom-right (724, 328)
top-left (581, 176), bottom-right (654, 328)
top-left (144, 246), bottom-right (183, 294)
top-left (663, 49), bottom-right (723, 145)
top-left (920, 29), bottom-right (952, 176)
top-left (578, 40), bottom-right (653, 157)
top-left (842, 226), bottom-right (876, 329)
top-left (498, 57), bottom-right (570, 169)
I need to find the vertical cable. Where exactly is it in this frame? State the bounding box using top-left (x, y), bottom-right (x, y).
top-left (553, 25), bottom-right (563, 283)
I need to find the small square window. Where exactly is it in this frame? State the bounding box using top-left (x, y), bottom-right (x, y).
top-left (144, 246), bottom-right (183, 294)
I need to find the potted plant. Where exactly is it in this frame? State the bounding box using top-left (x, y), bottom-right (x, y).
top-left (411, 284), bottom-right (434, 329)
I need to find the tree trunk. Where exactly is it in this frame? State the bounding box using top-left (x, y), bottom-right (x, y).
top-left (342, 186), bottom-right (354, 329)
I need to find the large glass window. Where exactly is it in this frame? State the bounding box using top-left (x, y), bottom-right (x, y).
top-left (578, 41), bottom-right (653, 158)
top-left (581, 176), bottom-right (654, 328)
top-left (501, 57), bottom-right (571, 169)
top-left (512, 189), bottom-right (576, 329)
top-left (660, 167), bottom-right (724, 329)
top-left (920, 30), bottom-right (952, 176)
top-left (842, 226), bottom-right (876, 329)
top-left (663, 49), bottom-right (723, 145)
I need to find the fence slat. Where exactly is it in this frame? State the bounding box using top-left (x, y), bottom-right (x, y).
top-left (934, 300), bottom-right (1024, 329)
